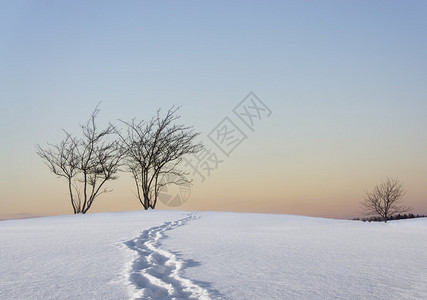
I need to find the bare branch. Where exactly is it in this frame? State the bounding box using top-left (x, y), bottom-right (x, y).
top-left (36, 105), bottom-right (123, 214)
top-left (361, 178), bottom-right (411, 223)
top-left (117, 106), bottom-right (202, 210)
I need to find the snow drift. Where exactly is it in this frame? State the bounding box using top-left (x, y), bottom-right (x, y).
top-left (1, 210), bottom-right (426, 299)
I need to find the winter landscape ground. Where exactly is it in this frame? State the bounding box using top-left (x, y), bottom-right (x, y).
top-left (1, 210), bottom-right (427, 300)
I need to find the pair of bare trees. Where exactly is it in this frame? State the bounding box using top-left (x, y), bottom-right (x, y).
top-left (37, 106), bottom-right (201, 214)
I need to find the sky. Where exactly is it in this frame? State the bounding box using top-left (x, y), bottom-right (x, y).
top-left (1, 0), bottom-right (426, 220)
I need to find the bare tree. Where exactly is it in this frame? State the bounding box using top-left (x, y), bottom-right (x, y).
top-left (117, 106), bottom-right (202, 210)
top-left (361, 178), bottom-right (411, 223)
top-left (36, 107), bottom-right (122, 214)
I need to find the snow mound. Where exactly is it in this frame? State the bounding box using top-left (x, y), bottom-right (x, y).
top-left (1, 211), bottom-right (427, 299)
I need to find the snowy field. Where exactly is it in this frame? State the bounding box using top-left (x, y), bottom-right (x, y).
top-left (1, 210), bottom-right (427, 300)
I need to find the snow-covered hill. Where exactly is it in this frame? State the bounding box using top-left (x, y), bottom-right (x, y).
top-left (1, 211), bottom-right (426, 299)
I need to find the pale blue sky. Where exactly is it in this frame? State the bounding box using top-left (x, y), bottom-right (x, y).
top-left (1, 1), bottom-right (426, 219)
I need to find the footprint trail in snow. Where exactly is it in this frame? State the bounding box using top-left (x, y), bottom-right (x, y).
top-left (123, 213), bottom-right (212, 300)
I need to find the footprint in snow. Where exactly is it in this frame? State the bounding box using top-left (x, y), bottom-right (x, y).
top-left (123, 213), bottom-right (215, 300)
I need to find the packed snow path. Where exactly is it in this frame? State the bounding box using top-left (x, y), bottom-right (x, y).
top-left (123, 213), bottom-right (213, 300)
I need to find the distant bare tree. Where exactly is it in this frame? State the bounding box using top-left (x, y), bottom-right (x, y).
top-left (117, 106), bottom-right (202, 210)
top-left (361, 178), bottom-right (411, 223)
top-left (36, 107), bottom-right (122, 214)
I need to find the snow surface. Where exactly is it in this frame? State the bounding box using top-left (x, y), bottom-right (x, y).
top-left (1, 210), bottom-right (427, 299)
